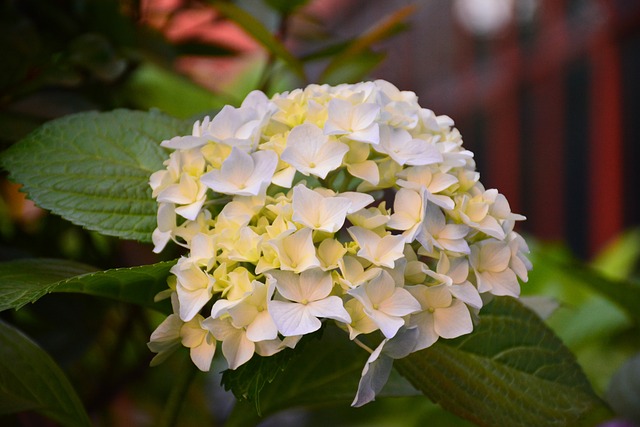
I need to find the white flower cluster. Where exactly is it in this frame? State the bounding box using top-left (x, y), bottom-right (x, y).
top-left (147, 80), bottom-right (531, 406)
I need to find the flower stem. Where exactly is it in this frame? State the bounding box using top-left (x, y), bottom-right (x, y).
top-left (159, 353), bottom-right (199, 427)
top-left (353, 338), bottom-right (374, 354)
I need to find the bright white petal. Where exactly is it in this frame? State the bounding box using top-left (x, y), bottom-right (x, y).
top-left (299, 269), bottom-right (333, 302)
top-left (378, 288), bottom-right (421, 317)
top-left (177, 286), bottom-right (212, 322)
top-left (368, 310), bottom-right (406, 339)
top-left (449, 282), bottom-right (483, 309)
top-left (222, 329), bottom-right (255, 370)
top-left (190, 338), bottom-right (216, 371)
top-left (482, 269), bottom-right (520, 297)
top-left (481, 242), bottom-right (511, 272)
top-left (352, 103), bottom-right (380, 132)
top-left (347, 161), bottom-right (379, 185)
top-left (269, 270), bottom-right (304, 302)
top-left (307, 296), bottom-right (351, 324)
top-left (339, 192), bottom-right (375, 213)
top-left (272, 165), bottom-right (296, 188)
top-left (361, 270), bottom-right (395, 306)
top-left (433, 299), bottom-right (473, 339)
top-left (410, 311), bottom-right (438, 351)
top-left (268, 300), bottom-right (322, 336)
top-left (245, 310), bottom-right (278, 342)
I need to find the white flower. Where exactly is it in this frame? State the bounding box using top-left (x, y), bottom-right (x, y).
top-left (317, 238), bottom-right (347, 271)
top-left (205, 104), bottom-right (266, 150)
top-left (160, 116), bottom-right (212, 150)
top-left (396, 166), bottom-right (457, 210)
top-left (426, 253), bottom-right (482, 309)
top-left (152, 202), bottom-right (176, 253)
top-left (189, 233), bottom-right (216, 271)
top-left (200, 147), bottom-right (278, 196)
top-left (407, 284), bottom-right (473, 351)
top-left (148, 80), bottom-right (531, 404)
top-left (338, 256), bottom-right (381, 290)
top-left (204, 316), bottom-right (255, 370)
top-left (269, 228), bottom-right (321, 273)
top-left (156, 172), bottom-right (207, 221)
top-left (268, 269), bottom-right (351, 336)
top-left (343, 141), bottom-right (379, 185)
top-left (280, 123), bottom-right (349, 179)
top-left (148, 313), bottom-right (183, 366)
top-left (351, 327), bottom-right (418, 407)
top-left (387, 188), bottom-right (426, 242)
top-left (172, 260), bottom-right (215, 321)
top-left (323, 98), bottom-right (380, 144)
top-left (348, 270), bottom-right (421, 339)
top-left (222, 280), bottom-right (279, 342)
top-left (416, 203), bottom-right (470, 255)
top-left (507, 231), bottom-right (532, 282)
top-left (375, 127), bottom-right (443, 166)
top-left (180, 314), bottom-right (217, 371)
top-left (291, 184), bottom-right (352, 233)
top-left (455, 189), bottom-right (505, 240)
top-left (343, 298), bottom-right (379, 339)
top-left (337, 191), bottom-right (375, 213)
top-left (347, 204), bottom-right (390, 232)
top-left (348, 226), bottom-right (405, 269)
top-left (470, 239), bottom-right (520, 297)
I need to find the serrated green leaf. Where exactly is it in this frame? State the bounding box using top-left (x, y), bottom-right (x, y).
top-left (225, 326), bottom-right (370, 425)
top-left (0, 258), bottom-right (97, 312)
top-left (210, 1), bottom-right (307, 81)
top-left (395, 296), bottom-right (611, 427)
top-left (55, 261), bottom-right (174, 313)
top-left (0, 319), bottom-right (91, 426)
top-left (0, 110), bottom-right (189, 242)
top-left (0, 258), bottom-right (174, 314)
top-left (222, 345), bottom-right (298, 415)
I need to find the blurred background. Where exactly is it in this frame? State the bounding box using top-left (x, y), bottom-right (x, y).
top-left (1, 0), bottom-right (639, 426)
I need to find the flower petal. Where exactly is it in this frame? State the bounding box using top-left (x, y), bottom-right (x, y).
top-left (268, 300), bottom-right (322, 336)
top-left (307, 296), bottom-right (351, 324)
top-left (433, 299), bottom-right (473, 339)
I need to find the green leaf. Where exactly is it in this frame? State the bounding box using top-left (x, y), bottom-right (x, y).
top-left (263, 0), bottom-right (310, 15)
top-left (319, 4), bottom-right (415, 83)
top-left (0, 110), bottom-right (189, 243)
top-left (0, 258), bottom-right (97, 312)
top-left (532, 247), bottom-right (640, 325)
top-left (0, 319), bottom-right (91, 426)
top-left (225, 326), bottom-right (370, 425)
top-left (210, 1), bottom-right (307, 81)
top-left (563, 262), bottom-right (640, 324)
top-left (222, 345), bottom-right (299, 415)
top-left (124, 63), bottom-right (230, 118)
top-left (395, 296), bottom-right (611, 427)
top-left (591, 228), bottom-right (640, 279)
top-left (0, 258), bottom-right (174, 314)
top-left (55, 261), bottom-right (174, 313)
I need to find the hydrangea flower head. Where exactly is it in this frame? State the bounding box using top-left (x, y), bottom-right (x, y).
top-left (148, 80), bottom-right (531, 406)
